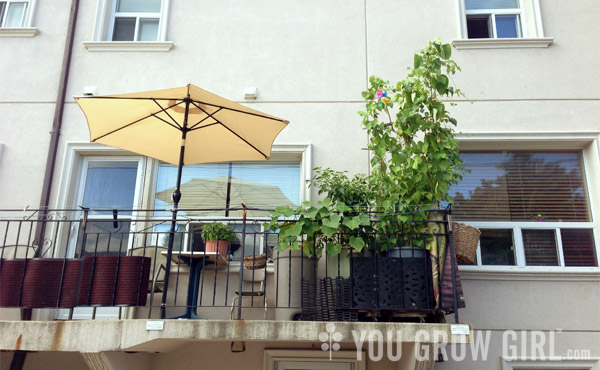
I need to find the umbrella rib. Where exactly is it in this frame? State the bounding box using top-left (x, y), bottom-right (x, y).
top-left (152, 99), bottom-right (183, 129)
top-left (189, 122), bottom-right (219, 131)
top-left (189, 100), bottom-right (268, 158)
top-left (190, 99), bottom-right (288, 124)
top-left (188, 107), bottom-right (223, 130)
top-left (93, 102), bottom-right (184, 141)
top-left (218, 121), bottom-right (269, 158)
top-left (93, 114), bottom-right (155, 141)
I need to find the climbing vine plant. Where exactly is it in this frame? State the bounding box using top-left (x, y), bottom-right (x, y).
top-left (359, 39), bottom-right (466, 225)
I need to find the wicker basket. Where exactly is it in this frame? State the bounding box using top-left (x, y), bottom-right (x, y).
top-left (243, 254), bottom-right (266, 270)
top-left (451, 222), bottom-right (481, 265)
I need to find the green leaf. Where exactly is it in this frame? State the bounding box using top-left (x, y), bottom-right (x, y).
top-left (318, 197), bottom-right (332, 207)
top-left (273, 206), bottom-right (296, 217)
top-left (342, 216), bottom-right (360, 230)
top-left (441, 44), bottom-right (452, 59)
top-left (322, 214), bottom-right (341, 229)
top-left (335, 202), bottom-right (351, 213)
top-left (349, 236), bottom-right (365, 252)
top-left (326, 241), bottom-right (342, 256)
top-left (304, 207), bottom-right (319, 219)
top-left (414, 54), bottom-right (423, 68)
top-left (321, 225), bottom-right (337, 237)
top-left (289, 222), bottom-right (304, 236)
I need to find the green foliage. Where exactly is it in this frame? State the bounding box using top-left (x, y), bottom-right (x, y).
top-left (309, 168), bottom-right (376, 212)
top-left (265, 197), bottom-right (372, 258)
top-left (360, 38), bottom-right (465, 230)
top-left (267, 38), bottom-right (466, 255)
top-left (201, 222), bottom-right (236, 242)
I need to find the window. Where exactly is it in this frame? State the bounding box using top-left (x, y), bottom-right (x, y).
top-left (451, 151), bottom-right (598, 268)
top-left (0, 0), bottom-right (37, 36)
top-left (454, 0), bottom-right (552, 48)
top-left (109, 0), bottom-right (162, 41)
top-left (69, 157), bottom-right (144, 257)
top-left (0, 1), bottom-right (28, 27)
top-left (84, 0), bottom-right (172, 51)
top-left (465, 0), bottom-right (522, 38)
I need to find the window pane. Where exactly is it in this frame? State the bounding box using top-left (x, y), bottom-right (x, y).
top-left (451, 153), bottom-right (510, 221)
top-left (496, 15), bottom-right (519, 38)
top-left (117, 0), bottom-right (161, 13)
top-left (0, 3), bottom-right (6, 26)
top-left (561, 229), bottom-right (598, 267)
top-left (138, 18), bottom-right (158, 41)
top-left (467, 16), bottom-right (491, 38)
top-left (466, 0), bottom-right (518, 10)
top-left (5, 2), bottom-right (26, 27)
top-left (82, 161), bottom-right (138, 213)
top-left (154, 162), bottom-right (300, 217)
top-left (75, 220), bottom-right (131, 257)
top-left (479, 229), bottom-right (515, 265)
top-left (112, 17), bottom-right (136, 41)
top-left (451, 152), bottom-right (591, 222)
top-left (522, 229), bottom-right (559, 266)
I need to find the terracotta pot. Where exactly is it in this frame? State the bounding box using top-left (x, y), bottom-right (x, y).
top-left (204, 240), bottom-right (230, 257)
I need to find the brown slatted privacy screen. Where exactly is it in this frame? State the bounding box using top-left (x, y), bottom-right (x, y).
top-left (451, 152), bottom-right (591, 222)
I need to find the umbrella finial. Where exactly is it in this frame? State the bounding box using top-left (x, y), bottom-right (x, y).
top-left (172, 189), bottom-right (182, 205)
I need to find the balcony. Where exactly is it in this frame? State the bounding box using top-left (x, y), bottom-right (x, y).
top-left (0, 207), bottom-right (470, 363)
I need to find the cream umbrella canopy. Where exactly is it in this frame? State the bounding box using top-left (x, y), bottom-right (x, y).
top-left (156, 176), bottom-right (296, 216)
top-left (75, 84), bottom-right (288, 318)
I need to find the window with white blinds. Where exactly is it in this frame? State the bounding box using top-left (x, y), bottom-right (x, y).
top-left (452, 152), bottom-right (590, 222)
top-left (450, 151), bottom-right (598, 268)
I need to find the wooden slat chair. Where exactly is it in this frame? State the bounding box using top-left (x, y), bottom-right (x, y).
top-left (230, 267), bottom-right (267, 320)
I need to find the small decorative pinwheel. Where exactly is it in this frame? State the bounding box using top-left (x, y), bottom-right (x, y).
top-left (376, 90), bottom-right (390, 107)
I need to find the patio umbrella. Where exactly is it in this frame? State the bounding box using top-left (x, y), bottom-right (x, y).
top-left (156, 176), bottom-right (296, 216)
top-left (75, 84), bottom-right (288, 318)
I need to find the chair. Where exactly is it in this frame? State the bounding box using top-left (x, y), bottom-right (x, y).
top-left (230, 266), bottom-right (267, 320)
top-left (129, 245), bottom-right (167, 293)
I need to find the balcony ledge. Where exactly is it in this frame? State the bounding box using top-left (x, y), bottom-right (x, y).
top-left (0, 320), bottom-right (472, 353)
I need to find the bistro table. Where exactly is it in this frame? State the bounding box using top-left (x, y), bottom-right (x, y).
top-left (161, 251), bottom-right (228, 319)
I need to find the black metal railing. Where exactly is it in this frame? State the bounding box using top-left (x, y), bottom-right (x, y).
top-left (0, 208), bottom-right (462, 322)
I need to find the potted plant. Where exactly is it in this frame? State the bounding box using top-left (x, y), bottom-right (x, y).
top-left (201, 222), bottom-right (236, 257)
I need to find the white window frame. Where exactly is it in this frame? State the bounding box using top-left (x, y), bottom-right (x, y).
top-left (0, 0), bottom-right (38, 37)
top-left (455, 135), bottom-right (600, 274)
top-left (84, 0), bottom-right (173, 52)
top-left (465, 222), bottom-right (599, 271)
top-left (502, 357), bottom-right (600, 370)
top-left (453, 0), bottom-right (553, 49)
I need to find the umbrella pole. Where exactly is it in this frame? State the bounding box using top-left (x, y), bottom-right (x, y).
top-left (160, 100), bottom-right (190, 319)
